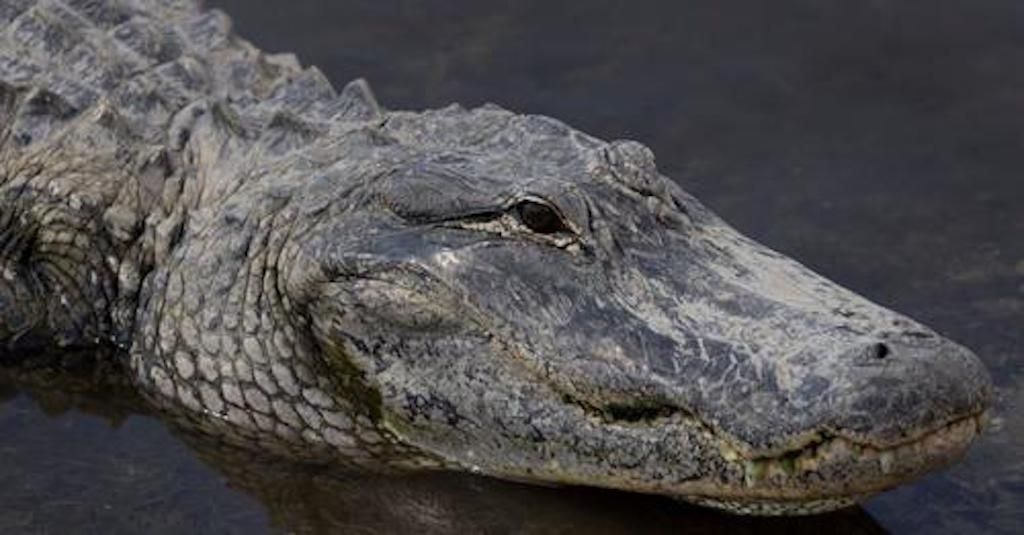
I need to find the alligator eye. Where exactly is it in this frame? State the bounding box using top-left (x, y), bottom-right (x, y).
top-left (514, 200), bottom-right (568, 234)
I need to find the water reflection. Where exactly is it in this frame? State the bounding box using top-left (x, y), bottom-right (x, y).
top-left (0, 354), bottom-right (885, 534)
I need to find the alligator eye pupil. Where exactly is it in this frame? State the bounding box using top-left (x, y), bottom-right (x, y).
top-left (516, 201), bottom-right (566, 234)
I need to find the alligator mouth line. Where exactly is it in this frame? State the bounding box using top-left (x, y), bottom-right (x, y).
top-left (676, 411), bottom-right (987, 515)
top-left (570, 392), bottom-right (986, 474)
top-left (718, 411), bottom-right (987, 483)
top-left (564, 392), bottom-right (985, 500)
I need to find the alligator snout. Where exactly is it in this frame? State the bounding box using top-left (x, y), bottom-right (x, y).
top-left (549, 302), bottom-right (990, 455)
top-left (531, 283), bottom-right (992, 515)
top-left (820, 330), bottom-right (991, 447)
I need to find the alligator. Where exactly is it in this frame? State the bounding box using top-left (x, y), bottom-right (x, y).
top-left (0, 0), bottom-right (992, 515)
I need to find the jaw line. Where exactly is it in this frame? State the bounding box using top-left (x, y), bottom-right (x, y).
top-left (718, 409), bottom-right (989, 463)
top-left (485, 384), bottom-right (986, 506)
top-left (684, 410), bottom-right (987, 510)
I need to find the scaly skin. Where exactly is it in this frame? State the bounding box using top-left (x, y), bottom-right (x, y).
top-left (0, 0), bottom-right (992, 514)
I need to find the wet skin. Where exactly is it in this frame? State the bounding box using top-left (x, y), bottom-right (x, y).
top-left (0, 0), bottom-right (993, 515)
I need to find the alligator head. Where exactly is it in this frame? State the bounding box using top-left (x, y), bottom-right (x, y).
top-left (284, 103), bottom-right (992, 515)
top-left (0, 1), bottom-right (991, 517)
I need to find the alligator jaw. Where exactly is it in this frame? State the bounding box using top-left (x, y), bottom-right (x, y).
top-left (681, 411), bottom-right (987, 515)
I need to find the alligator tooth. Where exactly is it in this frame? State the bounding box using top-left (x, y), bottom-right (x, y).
top-left (974, 413), bottom-right (989, 433)
top-left (983, 414), bottom-right (1002, 433)
top-left (878, 451), bottom-right (894, 474)
top-left (796, 454), bottom-right (819, 473)
top-left (763, 459), bottom-right (779, 479)
top-left (719, 444), bottom-right (741, 462)
top-left (743, 460), bottom-right (765, 487)
top-left (832, 436), bottom-right (852, 457)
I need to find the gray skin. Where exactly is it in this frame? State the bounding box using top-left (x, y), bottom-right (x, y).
top-left (0, 0), bottom-right (992, 515)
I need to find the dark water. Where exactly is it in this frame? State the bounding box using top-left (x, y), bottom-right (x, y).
top-left (2, 0), bottom-right (1022, 532)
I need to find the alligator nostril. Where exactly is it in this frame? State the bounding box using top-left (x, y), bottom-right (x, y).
top-left (872, 342), bottom-right (891, 360)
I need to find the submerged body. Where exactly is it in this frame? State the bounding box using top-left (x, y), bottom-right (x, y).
top-left (0, 0), bottom-right (991, 515)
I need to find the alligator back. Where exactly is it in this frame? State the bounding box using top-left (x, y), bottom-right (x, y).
top-left (0, 0), bottom-right (381, 349)
top-left (0, 0), bottom-right (377, 150)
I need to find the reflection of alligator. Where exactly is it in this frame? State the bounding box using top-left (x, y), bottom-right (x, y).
top-left (0, 0), bottom-right (991, 515)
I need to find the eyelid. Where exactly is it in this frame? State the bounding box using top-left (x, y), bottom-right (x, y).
top-left (503, 194), bottom-right (553, 210)
top-left (436, 200), bottom-right (581, 251)
top-left (505, 194), bottom-right (575, 229)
